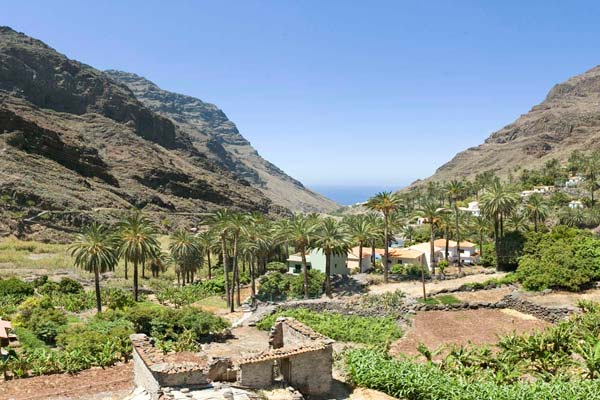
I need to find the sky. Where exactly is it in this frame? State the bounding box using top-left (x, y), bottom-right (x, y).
top-left (2, 1), bottom-right (600, 189)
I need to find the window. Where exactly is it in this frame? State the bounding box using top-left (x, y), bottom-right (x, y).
top-left (294, 264), bottom-right (301, 274)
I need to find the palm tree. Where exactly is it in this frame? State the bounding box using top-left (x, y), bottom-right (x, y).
top-left (526, 193), bottom-right (549, 232)
top-left (418, 199), bottom-right (446, 278)
top-left (169, 229), bottom-right (202, 286)
top-left (70, 223), bottom-right (118, 312)
top-left (286, 214), bottom-right (318, 299)
top-left (506, 208), bottom-right (529, 233)
top-left (469, 215), bottom-right (491, 258)
top-left (480, 182), bottom-right (519, 271)
top-left (446, 180), bottom-right (466, 274)
top-left (149, 251), bottom-right (169, 278)
top-left (196, 230), bottom-right (215, 280)
top-left (117, 212), bottom-right (160, 301)
top-left (314, 218), bottom-right (351, 297)
top-left (346, 215), bottom-right (377, 273)
top-left (225, 212), bottom-right (248, 309)
top-left (209, 209), bottom-right (234, 309)
top-left (401, 224), bottom-right (417, 246)
top-left (364, 213), bottom-right (383, 269)
top-left (366, 192), bottom-right (402, 283)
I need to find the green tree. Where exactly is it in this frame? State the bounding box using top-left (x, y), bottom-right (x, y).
top-left (481, 182), bottom-right (519, 271)
top-left (286, 214), bottom-right (318, 299)
top-left (314, 218), bottom-right (351, 297)
top-left (70, 224), bottom-right (118, 312)
top-left (346, 215), bottom-right (378, 273)
top-left (169, 229), bottom-right (202, 286)
top-left (366, 192), bottom-right (402, 283)
top-left (526, 194), bottom-right (548, 232)
top-left (117, 212), bottom-right (160, 301)
top-left (446, 180), bottom-right (466, 274)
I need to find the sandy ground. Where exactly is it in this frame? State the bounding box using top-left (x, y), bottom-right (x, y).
top-left (368, 273), bottom-right (507, 297)
top-left (390, 309), bottom-right (549, 358)
top-left (522, 288), bottom-right (600, 307)
top-left (443, 286), bottom-right (514, 303)
top-left (203, 325), bottom-right (270, 361)
top-left (0, 363), bottom-right (133, 400)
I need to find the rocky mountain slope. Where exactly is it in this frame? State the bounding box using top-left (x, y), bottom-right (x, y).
top-left (414, 65), bottom-right (600, 185)
top-left (104, 70), bottom-right (338, 213)
top-left (0, 26), bottom-right (297, 238)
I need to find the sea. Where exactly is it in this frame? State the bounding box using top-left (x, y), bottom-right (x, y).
top-left (309, 185), bottom-right (404, 206)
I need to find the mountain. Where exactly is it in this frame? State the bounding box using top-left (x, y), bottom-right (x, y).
top-left (104, 71), bottom-right (338, 213)
top-left (413, 65), bottom-right (600, 185)
top-left (0, 26), bottom-right (326, 239)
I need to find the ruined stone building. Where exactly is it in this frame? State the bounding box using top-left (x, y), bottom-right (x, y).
top-left (131, 318), bottom-right (334, 399)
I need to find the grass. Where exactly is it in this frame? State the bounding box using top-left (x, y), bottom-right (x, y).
top-left (418, 294), bottom-right (461, 305)
top-left (462, 273), bottom-right (519, 290)
top-left (0, 237), bottom-right (73, 276)
top-left (257, 308), bottom-right (402, 346)
top-left (195, 295), bottom-right (227, 310)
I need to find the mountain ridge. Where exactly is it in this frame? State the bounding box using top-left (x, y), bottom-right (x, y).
top-left (104, 70), bottom-right (338, 213)
top-left (410, 64), bottom-right (600, 186)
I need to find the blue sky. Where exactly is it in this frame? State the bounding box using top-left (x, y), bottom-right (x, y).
top-left (3, 1), bottom-right (600, 188)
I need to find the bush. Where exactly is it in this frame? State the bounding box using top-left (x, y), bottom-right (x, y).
top-left (266, 261), bottom-right (288, 273)
top-left (257, 272), bottom-right (293, 301)
top-left (516, 227), bottom-right (600, 291)
top-left (58, 277), bottom-right (84, 294)
top-left (480, 243), bottom-right (496, 267)
top-left (257, 308), bottom-right (402, 346)
top-left (290, 269), bottom-right (324, 298)
top-left (391, 263), bottom-right (429, 278)
top-left (0, 277), bottom-right (34, 301)
top-left (14, 297), bottom-right (68, 344)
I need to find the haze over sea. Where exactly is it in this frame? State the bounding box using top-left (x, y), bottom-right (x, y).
top-left (309, 185), bottom-right (404, 206)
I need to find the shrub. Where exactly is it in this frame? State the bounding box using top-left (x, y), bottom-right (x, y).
top-left (14, 297), bottom-right (68, 344)
top-left (0, 277), bottom-right (34, 301)
top-left (257, 308), bottom-right (402, 346)
top-left (266, 261), bottom-right (288, 273)
top-left (290, 269), bottom-right (324, 298)
top-left (58, 277), bottom-right (84, 294)
top-left (257, 272), bottom-right (293, 301)
top-left (516, 227), bottom-right (600, 291)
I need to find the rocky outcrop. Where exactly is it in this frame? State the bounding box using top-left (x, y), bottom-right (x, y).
top-left (0, 26), bottom-right (290, 239)
top-left (105, 70), bottom-right (339, 213)
top-left (411, 65), bottom-right (600, 185)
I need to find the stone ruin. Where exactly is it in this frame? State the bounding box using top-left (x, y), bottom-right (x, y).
top-left (131, 318), bottom-right (334, 399)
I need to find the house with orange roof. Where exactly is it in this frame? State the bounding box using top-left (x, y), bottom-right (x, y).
top-left (348, 246), bottom-right (426, 272)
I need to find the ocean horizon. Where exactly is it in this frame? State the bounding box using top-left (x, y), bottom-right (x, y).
top-left (309, 185), bottom-right (404, 206)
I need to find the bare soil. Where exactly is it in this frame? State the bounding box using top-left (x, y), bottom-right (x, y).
top-left (522, 288), bottom-right (600, 308)
top-left (390, 309), bottom-right (549, 358)
top-left (443, 286), bottom-right (513, 303)
top-left (368, 273), bottom-right (507, 297)
top-left (0, 363), bottom-right (133, 400)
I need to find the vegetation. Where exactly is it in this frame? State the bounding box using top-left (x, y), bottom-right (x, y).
top-left (346, 301), bottom-right (600, 400)
top-left (418, 294), bottom-right (460, 305)
top-left (257, 270), bottom-right (325, 301)
top-left (257, 308), bottom-right (402, 346)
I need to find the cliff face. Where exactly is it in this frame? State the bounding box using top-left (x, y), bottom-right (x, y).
top-left (105, 71), bottom-right (339, 213)
top-left (416, 65), bottom-right (600, 184)
top-left (0, 26), bottom-right (293, 238)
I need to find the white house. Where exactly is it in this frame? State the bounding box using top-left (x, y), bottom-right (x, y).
top-left (566, 176), bottom-right (584, 187)
top-left (533, 185), bottom-right (554, 193)
top-left (287, 249), bottom-right (349, 275)
top-left (459, 201), bottom-right (480, 217)
top-left (408, 242), bottom-right (444, 271)
top-left (569, 200), bottom-right (584, 209)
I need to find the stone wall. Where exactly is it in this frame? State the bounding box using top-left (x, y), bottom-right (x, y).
top-left (500, 292), bottom-right (575, 323)
top-left (238, 360), bottom-right (273, 389)
top-left (286, 346), bottom-right (333, 395)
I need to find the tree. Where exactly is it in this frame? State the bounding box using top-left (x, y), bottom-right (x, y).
top-left (169, 229), bottom-right (202, 286)
top-left (526, 194), bottom-right (548, 232)
top-left (117, 212), bottom-right (160, 301)
top-left (149, 251), bottom-right (169, 278)
top-left (401, 224), bottom-right (417, 246)
top-left (70, 223), bottom-right (118, 312)
top-left (225, 212), bottom-right (248, 309)
top-left (446, 180), bottom-right (466, 274)
top-left (314, 218), bottom-right (351, 297)
top-left (286, 214), bottom-right (318, 299)
top-left (346, 215), bottom-right (378, 273)
top-left (481, 182), bottom-right (519, 271)
top-left (469, 215), bottom-right (491, 258)
top-left (416, 199), bottom-right (446, 299)
top-left (196, 230), bottom-right (216, 280)
top-left (209, 209), bottom-right (234, 309)
top-left (583, 151), bottom-right (600, 207)
top-left (366, 192), bottom-right (402, 283)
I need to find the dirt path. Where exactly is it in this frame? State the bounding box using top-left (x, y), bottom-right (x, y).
top-left (390, 309), bottom-right (549, 358)
top-left (0, 363), bottom-right (133, 400)
top-left (368, 273), bottom-right (506, 297)
top-left (522, 288), bottom-right (600, 308)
